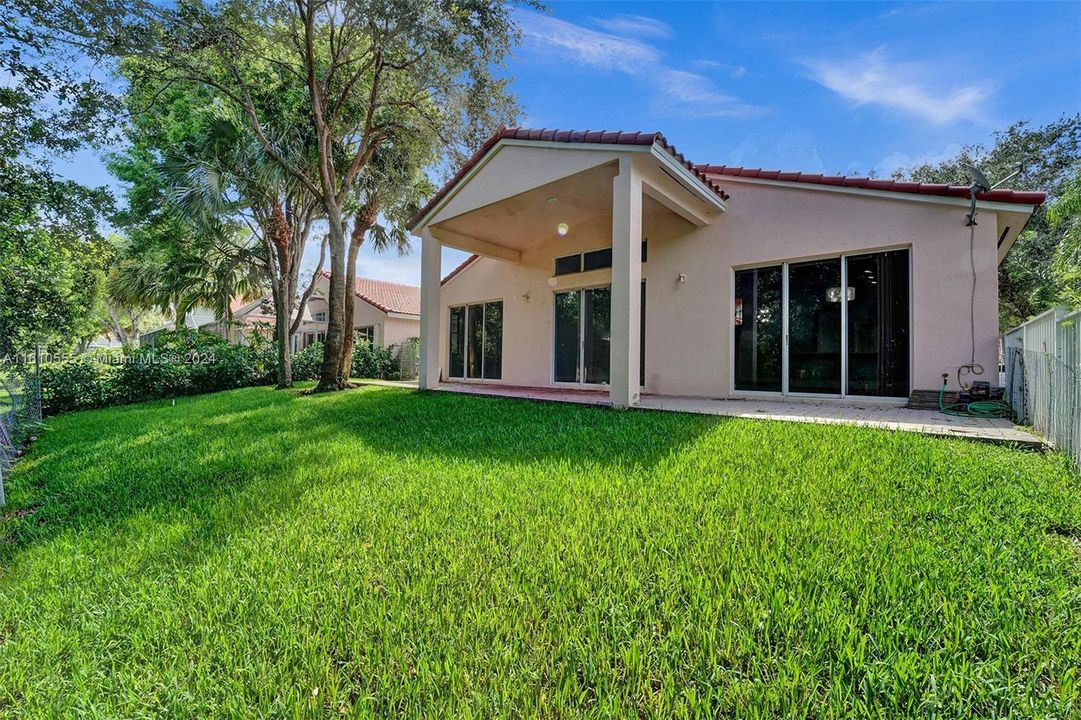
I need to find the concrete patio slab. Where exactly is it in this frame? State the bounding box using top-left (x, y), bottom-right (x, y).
top-left (421, 382), bottom-right (1046, 449)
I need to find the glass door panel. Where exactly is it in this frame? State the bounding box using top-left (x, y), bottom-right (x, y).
top-left (734, 266), bottom-right (783, 392)
top-left (466, 305), bottom-right (483, 378)
top-left (788, 258), bottom-right (842, 394)
top-left (846, 250), bottom-right (910, 397)
top-left (583, 287), bottom-right (611, 384)
top-left (448, 306), bottom-right (465, 378)
top-left (554, 291), bottom-right (580, 382)
top-left (482, 301), bottom-right (503, 380)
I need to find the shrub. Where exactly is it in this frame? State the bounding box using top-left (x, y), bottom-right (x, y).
top-left (37, 329), bottom-right (283, 415)
top-left (38, 361), bottom-right (116, 415)
top-left (351, 339), bottom-right (394, 379)
top-left (291, 341), bottom-right (324, 381)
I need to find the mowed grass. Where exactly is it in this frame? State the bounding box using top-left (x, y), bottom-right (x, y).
top-left (1, 386), bottom-right (1080, 718)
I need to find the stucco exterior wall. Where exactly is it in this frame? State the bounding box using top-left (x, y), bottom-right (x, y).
top-left (309, 276), bottom-right (420, 347)
top-left (438, 178), bottom-right (1001, 397)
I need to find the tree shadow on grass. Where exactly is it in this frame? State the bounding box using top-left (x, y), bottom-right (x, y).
top-left (0, 385), bottom-right (721, 569)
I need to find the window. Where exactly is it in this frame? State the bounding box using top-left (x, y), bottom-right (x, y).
top-left (583, 248), bottom-right (612, 271)
top-left (312, 310), bottom-right (327, 322)
top-left (553, 243), bottom-right (648, 277)
top-left (448, 301), bottom-right (503, 380)
top-left (356, 326), bottom-right (375, 345)
top-left (554, 254), bottom-right (581, 276)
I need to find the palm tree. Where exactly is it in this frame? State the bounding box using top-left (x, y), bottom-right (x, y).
top-left (161, 116), bottom-right (324, 387)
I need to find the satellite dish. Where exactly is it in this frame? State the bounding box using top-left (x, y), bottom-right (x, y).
top-left (963, 164), bottom-right (991, 193)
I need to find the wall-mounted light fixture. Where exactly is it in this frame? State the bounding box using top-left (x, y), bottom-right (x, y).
top-left (678, 273), bottom-right (687, 284)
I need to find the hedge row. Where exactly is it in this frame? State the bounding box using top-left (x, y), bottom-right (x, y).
top-left (37, 330), bottom-right (410, 415)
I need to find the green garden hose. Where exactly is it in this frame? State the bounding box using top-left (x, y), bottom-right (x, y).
top-left (938, 382), bottom-right (1011, 418)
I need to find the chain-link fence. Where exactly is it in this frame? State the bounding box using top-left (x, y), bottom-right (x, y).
top-left (1005, 348), bottom-right (1080, 467)
top-left (1, 348), bottom-right (43, 505)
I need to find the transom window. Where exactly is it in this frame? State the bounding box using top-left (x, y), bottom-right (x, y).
top-left (448, 301), bottom-right (503, 379)
top-left (554, 242), bottom-right (648, 276)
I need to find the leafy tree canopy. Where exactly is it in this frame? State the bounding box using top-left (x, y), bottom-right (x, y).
top-left (894, 114), bottom-right (1081, 328)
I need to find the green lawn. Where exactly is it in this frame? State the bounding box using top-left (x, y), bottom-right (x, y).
top-left (1, 385), bottom-right (1079, 718)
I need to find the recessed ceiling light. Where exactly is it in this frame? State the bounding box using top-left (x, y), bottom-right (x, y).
top-left (557, 223), bottom-right (569, 236)
top-left (547, 197), bottom-right (558, 204)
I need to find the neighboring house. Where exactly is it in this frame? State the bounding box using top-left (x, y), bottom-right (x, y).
top-left (199, 296), bottom-right (326, 350)
top-left (411, 127), bottom-right (1046, 408)
top-left (310, 272), bottom-right (421, 350)
top-left (140, 307), bottom-right (217, 347)
top-left (139, 276), bottom-right (420, 352)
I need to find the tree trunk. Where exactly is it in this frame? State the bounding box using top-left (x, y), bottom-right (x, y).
top-left (266, 204), bottom-right (295, 389)
top-left (339, 204), bottom-right (378, 382)
top-left (274, 286), bottom-right (293, 388)
top-left (315, 213), bottom-right (347, 391)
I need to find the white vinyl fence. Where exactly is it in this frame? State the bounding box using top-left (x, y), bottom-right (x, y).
top-left (1004, 307), bottom-right (1081, 466)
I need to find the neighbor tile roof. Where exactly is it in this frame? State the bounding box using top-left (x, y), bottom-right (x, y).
top-left (353, 277), bottom-right (421, 315)
top-left (320, 272), bottom-right (421, 315)
top-left (409, 127), bottom-right (1046, 231)
top-left (696, 165), bottom-right (1047, 205)
top-left (408, 127), bottom-right (730, 229)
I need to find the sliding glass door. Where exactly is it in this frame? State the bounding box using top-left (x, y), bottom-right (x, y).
top-left (554, 284), bottom-right (645, 386)
top-left (555, 286), bottom-right (611, 384)
top-left (733, 249), bottom-right (909, 398)
top-left (447, 301), bottom-right (503, 380)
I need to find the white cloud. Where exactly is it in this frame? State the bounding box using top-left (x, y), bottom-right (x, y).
top-left (652, 70), bottom-right (764, 118)
top-left (517, 11), bottom-right (660, 74)
top-left (591, 14), bottom-right (673, 39)
top-left (806, 48), bottom-right (993, 125)
top-left (515, 10), bottom-right (765, 119)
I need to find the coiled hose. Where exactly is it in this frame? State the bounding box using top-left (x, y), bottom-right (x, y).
top-left (938, 380), bottom-right (1010, 418)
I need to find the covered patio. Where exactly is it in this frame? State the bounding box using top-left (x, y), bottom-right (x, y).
top-left (411, 129), bottom-right (727, 409)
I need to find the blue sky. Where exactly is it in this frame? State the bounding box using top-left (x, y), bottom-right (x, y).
top-left (57, 1), bottom-right (1081, 284)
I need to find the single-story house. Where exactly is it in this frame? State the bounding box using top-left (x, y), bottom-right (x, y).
top-left (410, 128), bottom-right (1045, 408)
top-left (309, 273), bottom-right (421, 351)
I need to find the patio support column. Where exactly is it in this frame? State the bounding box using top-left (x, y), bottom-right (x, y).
top-left (610, 156), bottom-right (643, 409)
top-left (419, 229), bottom-right (441, 390)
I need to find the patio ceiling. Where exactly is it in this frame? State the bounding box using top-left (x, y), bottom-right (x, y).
top-left (429, 162), bottom-right (701, 260)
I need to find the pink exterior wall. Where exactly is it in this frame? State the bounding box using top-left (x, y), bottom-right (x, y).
top-left (439, 178), bottom-right (1002, 397)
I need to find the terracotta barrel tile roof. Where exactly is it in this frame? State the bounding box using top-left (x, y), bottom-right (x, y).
top-left (319, 272), bottom-right (421, 315)
top-left (352, 277), bottom-right (421, 316)
top-left (696, 165), bottom-right (1047, 205)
